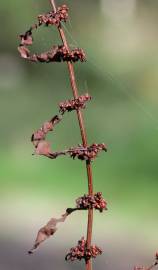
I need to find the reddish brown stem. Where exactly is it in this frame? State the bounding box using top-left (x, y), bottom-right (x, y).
top-left (49, 1), bottom-right (93, 269)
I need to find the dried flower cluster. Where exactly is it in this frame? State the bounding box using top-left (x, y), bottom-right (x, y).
top-left (54, 46), bottom-right (86, 62)
top-left (68, 143), bottom-right (107, 161)
top-left (38, 4), bottom-right (69, 26)
top-left (59, 94), bottom-right (91, 114)
top-left (65, 237), bottom-right (102, 262)
top-left (76, 192), bottom-right (107, 212)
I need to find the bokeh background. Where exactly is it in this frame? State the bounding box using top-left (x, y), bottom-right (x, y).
top-left (0, 0), bottom-right (158, 269)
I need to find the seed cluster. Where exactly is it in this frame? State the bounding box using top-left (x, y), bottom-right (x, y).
top-left (76, 192), bottom-right (107, 212)
top-left (59, 94), bottom-right (91, 114)
top-left (55, 46), bottom-right (86, 62)
top-left (38, 5), bottom-right (69, 26)
top-left (65, 237), bottom-right (102, 262)
top-left (68, 143), bottom-right (107, 161)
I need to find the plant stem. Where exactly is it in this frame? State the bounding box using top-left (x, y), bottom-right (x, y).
top-left (50, 1), bottom-right (93, 269)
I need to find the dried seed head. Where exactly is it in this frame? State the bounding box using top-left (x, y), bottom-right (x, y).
top-left (59, 94), bottom-right (91, 114)
top-left (76, 192), bottom-right (107, 212)
top-left (65, 237), bottom-right (102, 261)
top-left (67, 143), bottom-right (107, 161)
top-left (38, 5), bottom-right (69, 26)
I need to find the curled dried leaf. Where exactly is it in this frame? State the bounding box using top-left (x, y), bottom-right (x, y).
top-left (31, 129), bottom-right (46, 147)
top-left (50, 115), bottom-right (61, 126)
top-left (18, 46), bottom-right (30, 59)
top-left (31, 115), bottom-right (61, 146)
top-left (33, 140), bottom-right (66, 159)
top-left (20, 31), bottom-right (33, 46)
top-left (28, 212), bottom-right (68, 254)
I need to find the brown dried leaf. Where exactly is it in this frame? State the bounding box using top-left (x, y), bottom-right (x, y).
top-left (20, 34), bottom-right (33, 46)
top-left (42, 115), bottom-right (61, 133)
top-left (42, 121), bottom-right (53, 133)
top-left (31, 129), bottom-right (46, 147)
top-left (33, 140), bottom-right (66, 159)
top-left (34, 140), bottom-right (53, 157)
top-left (50, 115), bottom-right (61, 126)
top-left (37, 52), bottom-right (49, 62)
top-left (18, 46), bottom-right (30, 59)
top-left (28, 212), bottom-right (68, 254)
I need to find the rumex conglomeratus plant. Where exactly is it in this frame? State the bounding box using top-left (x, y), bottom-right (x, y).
top-left (18, 1), bottom-right (158, 270)
top-left (18, 1), bottom-right (107, 270)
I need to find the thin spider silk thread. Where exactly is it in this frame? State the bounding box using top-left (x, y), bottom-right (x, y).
top-left (61, 22), bottom-right (158, 130)
top-left (32, 0), bottom-right (158, 130)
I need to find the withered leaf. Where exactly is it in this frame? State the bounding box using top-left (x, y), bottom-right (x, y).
top-left (50, 115), bottom-right (61, 125)
top-left (33, 140), bottom-right (66, 159)
top-left (42, 121), bottom-right (53, 133)
top-left (37, 52), bottom-right (49, 62)
top-left (20, 34), bottom-right (33, 46)
top-left (31, 129), bottom-right (46, 147)
top-left (18, 46), bottom-right (30, 59)
top-left (34, 140), bottom-right (53, 157)
top-left (28, 212), bottom-right (68, 254)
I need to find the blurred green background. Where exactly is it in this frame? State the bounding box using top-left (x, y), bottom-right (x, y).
top-left (0, 0), bottom-right (158, 269)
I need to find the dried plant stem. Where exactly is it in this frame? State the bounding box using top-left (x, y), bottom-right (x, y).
top-left (50, 1), bottom-right (93, 269)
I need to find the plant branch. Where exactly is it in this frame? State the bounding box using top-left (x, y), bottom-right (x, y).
top-left (49, 1), bottom-right (93, 269)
